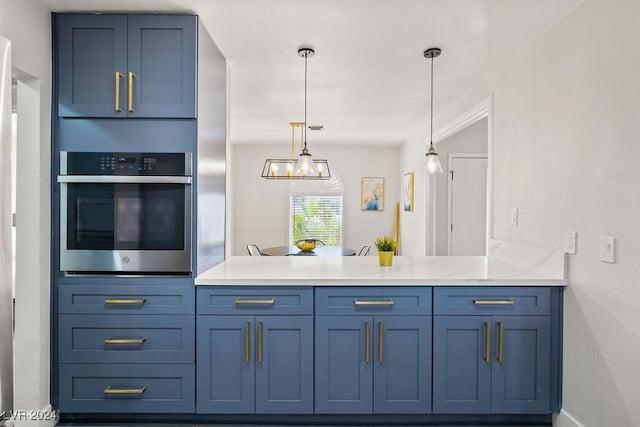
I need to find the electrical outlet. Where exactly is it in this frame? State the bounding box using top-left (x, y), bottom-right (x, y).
top-left (564, 231), bottom-right (577, 254)
top-left (600, 236), bottom-right (616, 263)
top-left (511, 208), bottom-right (519, 226)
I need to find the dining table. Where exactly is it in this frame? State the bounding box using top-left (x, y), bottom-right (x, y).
top-left (260, 245), bottom-right (356, 256)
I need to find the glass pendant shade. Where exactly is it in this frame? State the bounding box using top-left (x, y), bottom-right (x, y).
top-left (424, 151), bottom-right (443, 174)
top-left (294, 151), bottom-right (316, 176)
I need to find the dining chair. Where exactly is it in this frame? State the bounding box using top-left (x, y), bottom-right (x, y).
top-left (247, 244), bottom-right (263, 256)
top-left (357, 245), bottom-right (371, 256)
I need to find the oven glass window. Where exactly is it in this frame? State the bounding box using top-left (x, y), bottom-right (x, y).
top-left (67, 183), bottom-right (186, 250)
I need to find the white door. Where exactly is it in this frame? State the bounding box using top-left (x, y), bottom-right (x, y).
top-left (448, 155), bottom-right (488, 256)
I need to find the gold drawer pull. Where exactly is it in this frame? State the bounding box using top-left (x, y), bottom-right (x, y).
top-left (105, 298), bottom-right (146, 305)
top-left (104, 338), bottom-right (146, 345)
top-left (258, 321), bottom-right (264, 363)
top-left (104, 386), bottom-right (146, 395)
top-left (473, 300), bottom-right (514, 305)
top-left (497, 321), bottom-right (504, 363)
top-left (364, 321), bottom-right (370, 363)
top-left (245, 321), bottom-right (251, 362)
top-left (115, 71), bottom-right (123, 112)
top-left (484, 322), bottom-right (491, 363)
top-left (128, 71), bottom-right (135, 112)
top-left (378, 321), bottom-right (384, 363)
top-left (235, 298), bottom-right (275, 305)
top-left (354, 300), bottom-right (394, 306)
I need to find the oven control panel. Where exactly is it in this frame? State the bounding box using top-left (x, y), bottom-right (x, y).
top-left (62, 152), bottom-right (192, 176)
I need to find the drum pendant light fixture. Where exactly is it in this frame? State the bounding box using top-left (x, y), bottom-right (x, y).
top-left (423, 47), bottom-right (444, 174)
top-left (261, 47), bottom-right (330, 180)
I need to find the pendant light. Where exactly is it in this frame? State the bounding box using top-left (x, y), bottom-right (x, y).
top-left (261, 47), bottom-right (330, 180)
top-left (423, 47), bottom-right (443, 174)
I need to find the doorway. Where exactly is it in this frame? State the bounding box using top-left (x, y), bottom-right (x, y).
top-left (447, 154), bottom-right (488, 255)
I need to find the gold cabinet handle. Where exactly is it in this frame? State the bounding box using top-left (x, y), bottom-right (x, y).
top-left (104, 386), bottom-right (146, 395)
top-left (473, 300), bottom-right (514, 305)
top-left (104, 337), bottom-right (146, 345)
top-left (497, 321), bottom-right (504, 363)
top-left (364, 321), bottom-right (370, 363)
top-left (258, 321), bottom-right (263, 363)
top-left (484, 322), bottom-right (491, 363)
top-left (245, 321), bottom-right (250, 363)
top-left (354, 300), bottom-right (394, 306)
top-left (128, 71), bottom-right (135, 112)
top-left (115, 71), bottom-right (123, 112)
top-left (378, 321), bottom-right (384, 363)
top-left (104, 298), bottom-right (146, 305)
top-left (235, 298), bottom-right (275, 305)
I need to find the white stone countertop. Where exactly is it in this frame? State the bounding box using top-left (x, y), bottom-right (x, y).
top-left (195, 254), bottom-right (567, 286)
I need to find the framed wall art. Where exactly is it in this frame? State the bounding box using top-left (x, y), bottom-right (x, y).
top-left (403, 172), bottom-right (414, 212)
top-left (361, 177), bottom-right (384, 211)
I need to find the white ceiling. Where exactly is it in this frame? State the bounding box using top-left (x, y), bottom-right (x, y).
top-left (45, 0), bottom-right (582, 146)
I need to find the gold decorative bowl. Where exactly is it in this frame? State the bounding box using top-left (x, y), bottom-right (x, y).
top-left (296, 239), bottom-right (317, 252)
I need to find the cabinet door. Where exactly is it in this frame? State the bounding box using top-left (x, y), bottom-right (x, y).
top-left (491, 316), bottom-right (551, 414)
top-left (315, 316), bottom-right (373, 414)
top-left (127, 15), bottom-right (197, 118)
top-left (196, 316), bottom-right (254, 413)
top-left (433, 316), bottom-right (492, 414)
top-left (374, 316), bottom-right (431, 414)
top-left (57, 15), bottom-right (128, 117)
top-left (255, 316), bottom-right (313, 414)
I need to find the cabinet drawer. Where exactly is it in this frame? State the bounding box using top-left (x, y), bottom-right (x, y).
top-left (59, 315), bottom-right (194, 364)
top-left (197, 287), bottom-right (313, 315)
top-left (315, 287), bottom-right (431, 316)
top-left (434, 287), bottom-right (550, 316)
top-left (59, 285), bottom-right (194, 315)
top-left (58, 363), bottom-right (194, 413)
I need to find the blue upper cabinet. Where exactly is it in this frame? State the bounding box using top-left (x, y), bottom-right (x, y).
top-left (57, 15), bottom-right (128, 118)
top-left (57, 14), bottom-right (196, 118)
top-left (127, 15), bottom-right (196, 118)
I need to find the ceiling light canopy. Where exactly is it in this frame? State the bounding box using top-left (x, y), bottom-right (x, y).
top-left (261, 47), bottom-right (330, 180)
top-left (423, 47), bottom-right (444, 175)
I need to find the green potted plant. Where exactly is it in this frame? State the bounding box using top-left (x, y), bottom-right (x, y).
top-left (374, 236), bottom-right (397, 266)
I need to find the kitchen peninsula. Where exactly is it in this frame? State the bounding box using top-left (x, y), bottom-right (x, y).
top-left (193, 250), bottom-right (565, 424)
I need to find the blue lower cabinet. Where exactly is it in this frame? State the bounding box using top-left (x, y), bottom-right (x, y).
top-left (433, 315), bottom-right (552, 414)
top-left (197, 316), bottom-right (255, 413)
top-left (316, 315), bottom-right (432, 414)
top-left (315, 316), bottom-right (373, 414)
top-left (374, 316), bottom-right (431, 414)
top-left (58, 363), bottom-right (195, 413)
top-left (433, 316), bottom-right (492, 413)
top-left (197, 315), bottom-right (313, 414)
top-left (491, 316), bottom-right (551, 414)
top-left (255, 316), bottom-right (314, 414)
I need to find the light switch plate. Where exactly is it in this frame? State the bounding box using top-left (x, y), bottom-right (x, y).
top-left (511, 208), bottom-right (519, 226)
top-left (564, 231), bottom-right (577, 254)
top-left (600, 236), bottom-right (616, 263)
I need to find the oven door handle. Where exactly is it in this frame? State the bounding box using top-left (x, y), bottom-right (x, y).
top-left (57, 175), bottom-right (192, 184)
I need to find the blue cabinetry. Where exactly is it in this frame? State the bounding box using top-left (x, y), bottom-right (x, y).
top-left (315, 287), bottom-right (432, 414)
top-left (57, 284), bottom-right (195, 413)
top-left (433, 287), bottom-right (552, 414)
top-left (57, 14), bottom-right (196, 118)
top-left (196, 287), bottom-right (314, 414)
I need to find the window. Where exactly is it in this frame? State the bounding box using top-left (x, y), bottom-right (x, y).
top-left (290, 196), bottom-right (343, 245)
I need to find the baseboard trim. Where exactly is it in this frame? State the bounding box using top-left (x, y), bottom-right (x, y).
top-left (555, 409), bottom-right (585, 427)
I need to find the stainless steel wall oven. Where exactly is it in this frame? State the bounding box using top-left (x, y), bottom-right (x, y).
top-left (58, 152), bottom-right (192, 274)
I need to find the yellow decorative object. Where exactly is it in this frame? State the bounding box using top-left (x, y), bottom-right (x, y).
top-left (378, 251), bottom-right (394, 266)
top-left (296, 239), bottom-right (321, 252)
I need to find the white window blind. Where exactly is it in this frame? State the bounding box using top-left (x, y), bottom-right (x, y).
top-left (290, 196), bottom-right (343, 245)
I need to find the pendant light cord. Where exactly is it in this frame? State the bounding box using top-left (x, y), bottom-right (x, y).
top-left (304, 52), bottom-right (308, 150)
top-left (429, 54), bottom-right (434, 148)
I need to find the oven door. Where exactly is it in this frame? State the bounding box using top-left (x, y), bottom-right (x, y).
top-left (58, 176), bottom-right (192, 273)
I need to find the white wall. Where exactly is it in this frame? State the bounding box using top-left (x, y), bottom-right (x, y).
top-left (0, 0), bottom-right (52, 424)
top-left (434, 118), bottom-right (487, 255)
top-left (401, 0), bottom-right (640, 425)
top-left (231, 144), bottom-right (399, 255)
